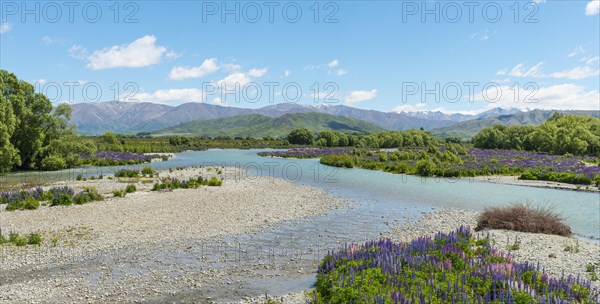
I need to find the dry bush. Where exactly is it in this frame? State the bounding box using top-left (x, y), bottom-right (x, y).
top-left (475, 204), bottom-right (572, 236)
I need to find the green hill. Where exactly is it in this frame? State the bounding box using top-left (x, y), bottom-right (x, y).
top-left (155, 112), bottom-right (385, 137)
top-left (431, 110), bottom-right (600, 139)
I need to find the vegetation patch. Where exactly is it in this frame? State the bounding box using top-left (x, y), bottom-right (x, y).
top-left (475, 204), bottom-right (572, 236)
top-left (308, 226), bottom-right (598, 303)
top-left (0, 231), bottom-right (43, 247)
top-left (152, 176), bottom-right (222, 191)
top-left (1, 186), bottom-right (103, 211)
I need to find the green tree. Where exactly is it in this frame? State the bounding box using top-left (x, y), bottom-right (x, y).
top-left (0, 70), bottom-right (95, 171)
top-left (101, 132), bottom-right (118, 144)
top-left (287, 128), bottom-right (314, 145)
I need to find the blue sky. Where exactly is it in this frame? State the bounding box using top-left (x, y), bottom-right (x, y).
top-left (1, 0), bottom-right (599, 113)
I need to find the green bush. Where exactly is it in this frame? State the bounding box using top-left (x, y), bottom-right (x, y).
top-left (39, 155), bottom-right (67, 170)
top-left (206, 177), bottom-right (222, 186)
top-left (23, 197), bottom-right (40, 210)
top-left (125, 184), bottom-right (137, 193)
top-left (112, 190), bottom-right (126, 197)
top-left (320, 154), bottom-right (355, 168)
top-left (27, 233), bottom-right (42, 245)
top-left (114, 169), bottom-right (140, 178)
top-left (140, 165), bottom-right (156, 177)
top-left (9, 233), bottom-right (27, 246)
top-left (50, 194), bottom-right (73, 206)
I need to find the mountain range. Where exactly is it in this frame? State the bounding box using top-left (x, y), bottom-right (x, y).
top-left (156, 113), bottom-right (385, 138)
top-left (70, 101), bottom-right (527, 135)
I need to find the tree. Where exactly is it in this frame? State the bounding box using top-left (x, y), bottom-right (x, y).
top-left (287, 128), bottom-right (314, 145)
top-left (0, 69), bottom-right (95, 171)
top-left (101, 132), bottom-right (118, 144)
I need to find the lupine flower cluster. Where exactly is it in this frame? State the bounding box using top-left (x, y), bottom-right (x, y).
top-left (0, 186), bottom-right (44, 205)
top-left (80, 151), bottom-right (169, 166)
top-left (309, 226), bottom-right (599, 303)
top-left (1, 186), bottom-right (77, 210)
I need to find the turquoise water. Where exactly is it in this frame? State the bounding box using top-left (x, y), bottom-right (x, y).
top-left (2, 149), bottom-right (599, 239)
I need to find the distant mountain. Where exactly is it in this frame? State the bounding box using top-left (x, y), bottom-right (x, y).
top-left (399, 107), bottom-right (522, 122)
top-left (70, 102), bottom-right (459, 134)
top-left (155, 112), bottom-right (385, 138)
top-left (431, 110), bottom-right (600, 139)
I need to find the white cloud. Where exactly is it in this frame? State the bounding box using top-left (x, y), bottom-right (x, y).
top-left (586, 0), bottom-right (599, 15)
top-left (68, 45), bottom-right (89, 60)
top-left (282, 70), bottom-right (291, 78)
top-left (500, 61), bottom-right (599, 80)
top-left (248, 68), bottom-right (268, 77)
top-left (42, 36), bottom-right (65, 46)
top-left (548, 65), bottom-right (600, 80)
top-left (567, 45), bottom-right (585, 58)
top-left (212, 67), bottom-right (267, 93)
top-left (533, 0), bottom-right (546, 3)
top-left (473, 83), bottom-right (600, 111)
top-left (165, 50), bottom-right (183, 59)
top-left (345, 89), bottom-right (378, 106)
top-left (328, 59), bottom-right (339, 68)
top-left (86, 35), bottom-right (166, 70)
top-left (583, 56), bottom-right (600, 65)
top-left (506, 62), bottom-right (545, 77)
top-left (134, 88), bottom-right (204, 103)
top-left (0, 22), bottom-right (12, 34)
top-left (469, 29), bottom-right (495, 42)
top-left (335, 69), bottom-right (348, 76)
top-left (169, 58), bottom-right (219, 80)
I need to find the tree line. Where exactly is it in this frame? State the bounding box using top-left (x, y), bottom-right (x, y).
top-left (287, 128), bottom-right (434, 148)
top-left (472, 113), bottom-right (600, 156)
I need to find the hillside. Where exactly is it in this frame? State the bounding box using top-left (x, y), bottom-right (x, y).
top-left (431, 110), bottom-right (600, 139)
top-left (155, 112), bottom-right (385, 137)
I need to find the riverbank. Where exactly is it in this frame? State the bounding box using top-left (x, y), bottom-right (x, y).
top-left (385, 209), bottom-right (600, 290)
top-left (237, 208), bottom-right (600, 304)
top-left (0, 167), bottom-right (349, 303)
top-left (472, 175), bottom-right (600, 193)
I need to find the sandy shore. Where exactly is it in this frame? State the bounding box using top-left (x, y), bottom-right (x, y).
top-left (0, 167), bottom-right (348, 303)
top-left (473, 175), bottom-right (600, 192)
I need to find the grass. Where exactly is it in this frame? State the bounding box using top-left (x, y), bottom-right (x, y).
top-left (475, 204), bottom-right (572, 236)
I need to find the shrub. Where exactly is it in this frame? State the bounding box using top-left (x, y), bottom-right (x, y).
top-left (112, 190), bottom-right (126, 197)
top-left (475, 204), bottom-right (572, 236)
top-left (9, 233), bottom-right (27, 246)
top-left (416, 158), bottom-right (435, 176)
top-left (319, 154), bottom-right (355, 168)
top-left (114, 169), bottom-right (140, 178)
top-left (27, 233), bottom-right (42, 245)
top-left (140, 165), bottom-right (156, 177)
top-left (206, 177), bottom-right (222, 186)
top-left (125, 184), bottom-right (137, 193)
top-left (22, 197), bottom-right (40, 210)
top-left (49, 193), bottom-right (73, 206)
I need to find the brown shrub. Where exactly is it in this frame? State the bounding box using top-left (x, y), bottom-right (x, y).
top-left (475, 204), bottom-right (572, 236)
